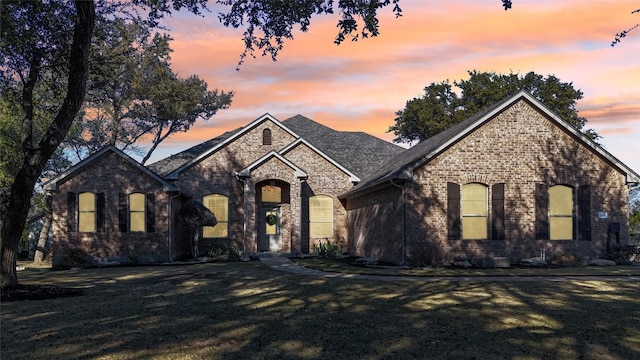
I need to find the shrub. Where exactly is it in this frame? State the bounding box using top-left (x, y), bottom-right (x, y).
top-left (607, 244), bottom-right (640, 265)
top-left (64, 248), bottom-right (89, 267)
top-left (207, 245), bottom-right (241, 261)
top-left (312, 239), bottom-right (343, 258)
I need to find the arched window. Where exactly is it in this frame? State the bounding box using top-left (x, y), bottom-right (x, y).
top-left (309, 195), bottom-right (333, 237)
top-left (203, 194), bottom-right (229, 238)
top-left (262, 128), bottom-right (272, 145)
top-left (549, 185), bottom-right (573, 240)
top-left (262, 185), bottom-right (281, 203)
top-left (129, 193), bottom-right (146, 232)
top-left (462, 183), bottom-right (488, 240)
top-left (78, 192), bottom-right (96, 232)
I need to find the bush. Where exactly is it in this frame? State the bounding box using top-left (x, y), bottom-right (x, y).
top-left (607, 244), bottom-right (640, 265)
top-left (207, 245), bottom-right (241, 261)
top-left (312, 239), bottom-right (343, 258)
top-left (64, 248), bottom-right (89, 267)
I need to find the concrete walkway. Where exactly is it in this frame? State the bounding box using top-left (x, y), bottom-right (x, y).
top-left (257, 253), bottom-right (640, 282)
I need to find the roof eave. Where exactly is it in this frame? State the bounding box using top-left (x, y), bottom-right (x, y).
top-left (167, 113), bottom-right (300, 178)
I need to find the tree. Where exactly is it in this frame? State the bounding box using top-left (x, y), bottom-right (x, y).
top-left (389, 70), bottom-right (599, 144)
top-left (68, 17), bottom-right (233, 164)
top-left (0, 0), bottom-right (404, 288)
top-left (630, 188), bottom-right (640, 236)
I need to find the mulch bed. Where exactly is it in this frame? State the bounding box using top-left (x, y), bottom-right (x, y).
top-left (1, 284), bottom-right (84, 302)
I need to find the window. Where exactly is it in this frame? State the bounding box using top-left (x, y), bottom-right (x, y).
top-left (78, 192), bottom-right (96, 232)
top-left (203, 194), bottom-right (228, 238)
top-left (461, 183), bottom-right (488, 240)
top-left (262, 128), bottom-right (272, 145)
top-left (309, 195), bottom-right (333, 237)
top-left (549, 185), bottom-right (573, 240)
top-left (119, 193), bottom-right (154, 233)
top-left (262, 185), bottom-right (281, 203)
top-left (129, 193), bottom-right (146, 232)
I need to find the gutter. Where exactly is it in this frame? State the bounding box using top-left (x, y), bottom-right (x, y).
top-left (167, 191), bottom-right (181, 262)
top-left (390, 178), bottom-right (407, 265)
top-left (235, 172), bottom-right (248, 258)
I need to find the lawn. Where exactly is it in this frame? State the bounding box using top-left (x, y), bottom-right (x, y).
top-left (2, 261), bottom-right (639, 360)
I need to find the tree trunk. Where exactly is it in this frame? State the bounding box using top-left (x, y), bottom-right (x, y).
top-left (0, 0), bottom-right (95, 289)
top-left (33, 195), bottom-right (52, 263)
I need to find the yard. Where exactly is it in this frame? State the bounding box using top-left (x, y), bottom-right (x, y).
top-left (1, 261), bottom-right (639, 360)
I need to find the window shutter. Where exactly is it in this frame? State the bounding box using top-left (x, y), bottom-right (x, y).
top-left (146, 193), bottom-right (155, 233)
top-left (491, 183), bottom-right (505, 240)
top-left (535, 183), bottom-right (549, 240)
top-left (447, 182), bottom-right (461, 240)
top-left (67, 192), bottom-right (76, 232)
top-left (578, 185), bottom-right (591, 241)
top-left (119, 193), bottom-right (128, 232)
top-left (96, 193), bottom-right (105, 233)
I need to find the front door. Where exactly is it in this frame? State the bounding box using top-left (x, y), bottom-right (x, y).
top-left (259, 206), bottom-right (281, 251)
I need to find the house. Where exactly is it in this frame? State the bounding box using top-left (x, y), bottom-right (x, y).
top-left (340, 90), bottom-right (640, 265)
top-left (44, 113), bottom-right (404, 266)
top-left (45, 91), bottom-right (639, 267)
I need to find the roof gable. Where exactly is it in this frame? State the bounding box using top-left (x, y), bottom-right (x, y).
top-left (236, 151), bottom-right (308, 179)
top-left (341, 90), bottom-right (640, 199)
top-left (280, 138), bottom-right (360, 182)
top-left (282, 115), bottom-right (405, 179)
top-left (44, 146), bottom-right (177, 192)
top-left (159, 113), bottom-right (300, 179)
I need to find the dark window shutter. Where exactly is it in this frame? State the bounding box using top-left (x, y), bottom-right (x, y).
top-left (146, 193), bottom-right (155, 233)
top-left (491, 183), bottom-right (505, 240)
top-left (119, 193), bottom-right (128, 232)
top-left (67, 192), bottom-right (76, 232)
top-left (535, 183), bottom-right (549, 240)
top-left (578, 185), bottom-right (591, 241)
top-left (447, 182), bottom-right (461, 240)
top-left (96, 193), bottom-right (105, 233)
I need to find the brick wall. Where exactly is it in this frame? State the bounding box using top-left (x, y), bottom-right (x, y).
top-left (347, 100), bottom-right (630, 265)
top-left (51, 152), bottom-right (170, 266)
top-left (175, 119), bottom-right (356, 255)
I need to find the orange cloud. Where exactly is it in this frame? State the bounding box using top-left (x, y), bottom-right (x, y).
top-left (142, 0), bottom-right (640, 171)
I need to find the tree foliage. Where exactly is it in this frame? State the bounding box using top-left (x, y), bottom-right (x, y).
top-left (389, 70), bottom-right (599, 144)
top-left (0, 0), bottom-right (404, 288)
top-left (66, 17), bottom-right (233, 164)
top-left (218, 0), bottom-right (402, 68)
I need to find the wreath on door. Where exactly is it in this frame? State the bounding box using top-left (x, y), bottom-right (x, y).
top-left (265, 214), bottom-right (277, 226)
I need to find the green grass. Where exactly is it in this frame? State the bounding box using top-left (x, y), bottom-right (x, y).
top-left (294, 257), bottom-right (640, 277)
top-left (2, 261), bottom-right (640, 359)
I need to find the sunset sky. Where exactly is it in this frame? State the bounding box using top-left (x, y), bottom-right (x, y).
top-left (147, 0), bottom-right (640, 174)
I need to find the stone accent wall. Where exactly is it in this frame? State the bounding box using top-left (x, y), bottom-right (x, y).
top-left (347, 100), bottom-right (630, 265)
top-left (175, 119), bottom-right (356, 255)
top-left (51, 152), bottom-right (170, 266)
top-left (284, 142), bottom-right (356, 252)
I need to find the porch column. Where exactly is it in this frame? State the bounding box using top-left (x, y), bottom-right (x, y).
top-left (291, 178), bottom-right (303, 254)
top-left (244, 177), bottom-right (257, 254)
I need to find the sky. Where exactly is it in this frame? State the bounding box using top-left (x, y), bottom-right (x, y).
top-left (146, 0), bottom-right (640, 175)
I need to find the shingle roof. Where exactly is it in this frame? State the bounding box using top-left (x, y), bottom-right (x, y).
top-left (282, 115), bottom-right (405, 179)
top-left (44, 146), bottom-right (178, 192)
top-left (146, 128), bottom-right (242, 176)
top-left (340, 90), bottom-right (640, 199)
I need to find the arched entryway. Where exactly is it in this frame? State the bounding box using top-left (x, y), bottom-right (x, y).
top-left (256, 180), bottom-right (291, 252)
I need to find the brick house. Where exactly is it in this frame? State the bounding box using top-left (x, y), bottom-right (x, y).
top-left (340, 91), bottom-right (639, 265)
top-left (45, 113), bottom-right (404, 266)
top-left (46, 91), bottom-right (639, 266)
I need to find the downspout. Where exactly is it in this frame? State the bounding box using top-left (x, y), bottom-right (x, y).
top-left (235, 173), bottom-right (247, 259)
top-left (390, 178), bottom-right (406, 265)
top-left (168, 192), bottom-right (181, 262)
